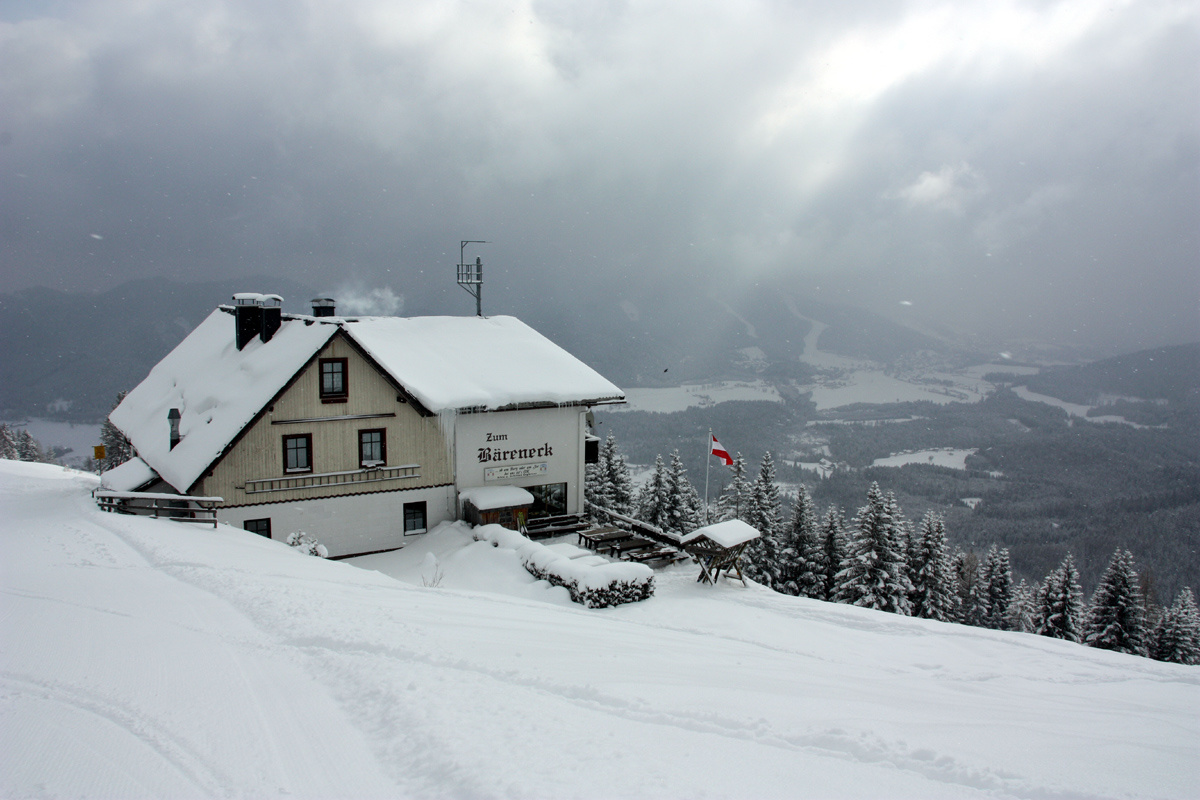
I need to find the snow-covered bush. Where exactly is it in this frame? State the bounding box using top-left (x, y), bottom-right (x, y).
top-left (473, 524), bottom-right (654, 608)
top-left (286, 531), bottom-right (328, 558)
top-left (420, 552), bottom-right (444, 587)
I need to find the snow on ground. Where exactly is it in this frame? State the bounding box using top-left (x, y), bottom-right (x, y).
top-left (872, 448), bottom-right (978, 470)
top-left (803, 371), bottom-right (988, 410)
top-left (4, 460), bottom-right (1199, 799)
top-left (960, 363), bottom-right (1042, 379)
top-left (1011, 385), bottom-right (1146, 427)
top-left (610, 380), bottom-right (783, 413)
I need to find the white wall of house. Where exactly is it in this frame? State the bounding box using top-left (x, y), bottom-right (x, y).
top-left (217, 483), bottom-right (456, 558)
top-left (452, 406), bottom-right (588, 516)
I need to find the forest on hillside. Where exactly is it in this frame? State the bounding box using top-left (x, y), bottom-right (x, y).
top-left (597, 383), bottom-right (1200, 601)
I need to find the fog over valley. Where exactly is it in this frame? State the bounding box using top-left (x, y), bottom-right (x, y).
top-left (1, 0), bottom-right (1197, 353)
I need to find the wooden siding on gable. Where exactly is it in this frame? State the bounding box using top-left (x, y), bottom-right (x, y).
top-left (197, 332), bottom-right (452, 506)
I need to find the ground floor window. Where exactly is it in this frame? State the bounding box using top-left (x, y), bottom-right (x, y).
top-left (404, 501), bottom-right (427, 535)
top-left (244, 518), bottom-right (272, 538)
top-left (527, 482), bottom-right (567, 517)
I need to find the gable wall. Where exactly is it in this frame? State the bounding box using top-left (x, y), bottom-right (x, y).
top-left (197, 333), bottom-right (452, 506)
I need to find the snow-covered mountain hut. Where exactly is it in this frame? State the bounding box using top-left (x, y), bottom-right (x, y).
top-left (106, 295), bottom-right (624, 557)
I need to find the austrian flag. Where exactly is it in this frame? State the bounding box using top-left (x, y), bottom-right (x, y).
top-left (710, 434), bottom-right (733, 466)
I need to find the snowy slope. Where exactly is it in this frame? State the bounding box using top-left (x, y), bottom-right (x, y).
top-left (3, 460), bottom-right (1197, 799)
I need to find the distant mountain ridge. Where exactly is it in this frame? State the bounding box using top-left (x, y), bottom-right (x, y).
top-left (5, 276), bottom-right (1190, 422)
top-left (0, 277), bottom-right (316, 420)
top-left (1026, 344), bottom-right (1200, 407)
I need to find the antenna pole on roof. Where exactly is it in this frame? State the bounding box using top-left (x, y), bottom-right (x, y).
top-left (456, 240), bottom-right (489, 317)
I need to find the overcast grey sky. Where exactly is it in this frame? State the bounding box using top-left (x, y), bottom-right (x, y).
top-left (2, 0), bottom-right (1197, 352)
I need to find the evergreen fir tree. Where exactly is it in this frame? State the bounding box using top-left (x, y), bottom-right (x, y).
top-left (980, 545), bottom-right (1015, 630)
top-left (784, 485), bottom-right (824, 599)
top-left (585, 441), bottom-right (614, 516)
top-left (1084, 549), bottom-right (1148, 656)
top-left (636, 454), bottom-right (671, 531)
top-left (0, 424), bottom-right (16, 460)
top-left (605, 433), bottom-right (635, 517)
top-left (663, 450), bottom-right (703, 536)
top-left (16, 429), bottom-right (42, 462)
top-left (833, 482), bottom-right (913, 615)
top-left (1035, 554), bottom-right (1085, 642)
top-left (883, 491), bottom-right (913, 594)
top-left (951, 549), bottom-right (982, 625)
top-left (910, 512), bottom-right (955, 622)
top-left (744, 452), bottom-right (783, 588)
top-left (715, 453), bottom-right (752, 523)
top-left (1008, 579), bottom-right (1037, 633)
top-left (1149, 588), bottom-right (1200, 665)
top-left (100, 391), bottom-right (134, 470)
top-left (819, 506), bottom-right (847, 602)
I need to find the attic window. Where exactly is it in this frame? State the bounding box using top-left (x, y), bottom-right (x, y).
top-left (319, 358), bottom-right (348, 403)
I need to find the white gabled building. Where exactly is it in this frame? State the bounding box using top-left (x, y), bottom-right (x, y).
top-left (104, 295), bottom-right (624, 557)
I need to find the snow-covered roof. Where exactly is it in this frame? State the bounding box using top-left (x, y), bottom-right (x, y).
top-left (680, 519), bottom-right (761, 548)
top-left (459, 486), bottom-right (534, 510)
top-left (110, 306), bottom-right (622, 493)
top-left (110, 309), bottom-right (338, 492)
top-left (347, 315), bottom-right (623, 412)
top-left (99, 456), bottom-right (158, 492)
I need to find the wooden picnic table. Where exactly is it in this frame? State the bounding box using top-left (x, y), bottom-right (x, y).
top-left (578, 527), bottom-right (630, 549)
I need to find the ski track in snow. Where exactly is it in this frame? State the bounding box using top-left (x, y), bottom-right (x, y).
top-left (4, 462), bottom-right (1197, 799)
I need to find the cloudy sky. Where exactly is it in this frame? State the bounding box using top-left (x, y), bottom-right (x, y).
top-left (2, 0), bottom-right (1196, 353)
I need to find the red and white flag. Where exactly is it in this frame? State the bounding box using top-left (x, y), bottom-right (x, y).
top-left (710, 434), bottom-right (733, 466)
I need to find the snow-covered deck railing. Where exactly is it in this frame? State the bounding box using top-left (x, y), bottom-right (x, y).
top-left (474, 524), bottom-right (655, 608)
top-left (93, 491), bottom-right (224, 527)
top-left (242, 464), bottom-right (420, 494)
top-left (585, 501), bottom-right (683, 547)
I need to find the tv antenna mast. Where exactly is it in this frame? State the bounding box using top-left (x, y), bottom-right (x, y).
top-left (456, 240), bottom-right (489, 317)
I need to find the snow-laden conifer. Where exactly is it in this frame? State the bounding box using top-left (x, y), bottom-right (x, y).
top-left (782, 485), bottom-right (824, 599)
top-left (1008, 579), bottom-right (1037, 633)
top-left (1150, 588), bottom-right (1200, 665)
top-left (744, 452), bottom-right (783, 588)
top-left (585, 445), bottom-right (614, 516)
top-left (980, 545), bottom-right (1015, 630)
top-left (663, 450), bottom-right (703, 536)
top-left (16, 429), bottom-right (43, 462)
top-left (820, 507), bottom-right (847, 602)
top-left (0, 424), bottom-right (16, 461)
top-left (636, 454), bottom-right (671, 532)
top-left (1035, 554), bottom-right (1085, 642)
top-left (834, 482), bottom-right (913, 615)
top-left (1084, 549), bottom-right (1148, 656)
top-left (100, 391), bottom-right (134, 471)
top-left (604, 433), bottom-right (636, 517)
top-left (910, 512), bottom-right (955, 622)
top-left (883, 491), bottom-right (913, 590)
top-left (951, 549), bottom-right (981, 625)
top-left (715, 453), bottom-right (752, 523)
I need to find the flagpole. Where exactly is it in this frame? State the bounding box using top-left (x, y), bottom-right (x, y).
top-left (705, 428), bottom-right (711, 524)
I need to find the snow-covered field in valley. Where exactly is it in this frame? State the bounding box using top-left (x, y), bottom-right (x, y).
top-left (610, 381), bottom-right (783, 413)
top-left (3, 460), bottom-right (1198, 799)
top-left (872, 448), bottom-right (978, 470)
